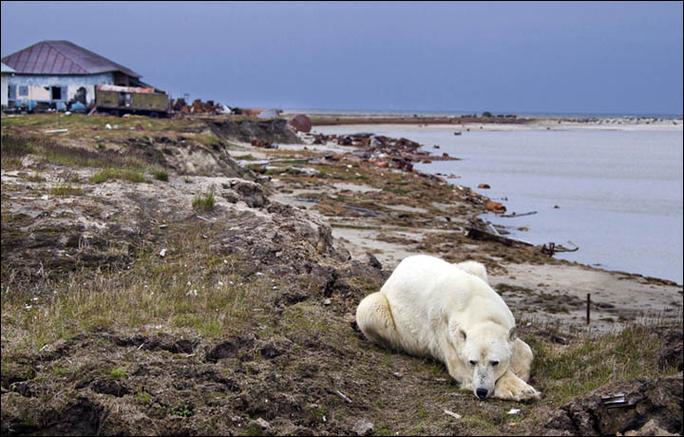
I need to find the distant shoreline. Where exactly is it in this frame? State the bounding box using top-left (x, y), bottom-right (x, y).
top-left (301, 113), bottom-right (682, 127)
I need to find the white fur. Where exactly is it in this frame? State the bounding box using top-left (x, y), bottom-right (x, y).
top-left (356, 254), bottom-right (540, 401)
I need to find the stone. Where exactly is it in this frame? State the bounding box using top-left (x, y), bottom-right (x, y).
top-left (352, 419), bottom-right (374, 436)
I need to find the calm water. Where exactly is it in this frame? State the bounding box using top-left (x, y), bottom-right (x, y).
top-left (317, 124), bottom-right (684, 283)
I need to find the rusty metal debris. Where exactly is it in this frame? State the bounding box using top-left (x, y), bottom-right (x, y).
top-left (601, 393), bottom-right (634, 409)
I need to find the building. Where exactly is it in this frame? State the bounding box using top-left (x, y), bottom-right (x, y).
top-left (1, 62), bottom-right (15, 107)
top-left (1, 40), bottom-right (148, 109)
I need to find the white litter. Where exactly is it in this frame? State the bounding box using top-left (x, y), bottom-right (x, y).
top-left (507, 408), bottom-right (521, 415)
top-left (443, 409), bottom-right (462, 420)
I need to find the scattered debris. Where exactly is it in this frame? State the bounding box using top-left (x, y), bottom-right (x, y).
top-left (43, 129), bottom-right (69, 135)
top-left (501, 211), bottom-right (537, 218)
top-left (251, 138), bottom-right (278, 149)
top-left (601, 393), bottom-right (629, 408)
top-left (444, 409), bottom-right (462, 420)
top-left (540, 241), bottom-right (579, 256)
top-left (466, 221), bottom-right (534, 247)
top-left (333, 389), bottom-right (353, 404)
top-left (289, 114), bottom-right (312, 133)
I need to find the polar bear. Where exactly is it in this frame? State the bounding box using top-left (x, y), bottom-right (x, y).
top-left (356, 254), bottom-right (540, 401)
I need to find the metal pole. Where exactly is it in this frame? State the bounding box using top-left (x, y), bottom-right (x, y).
top-left (586, 293), bottom-right (591, 325)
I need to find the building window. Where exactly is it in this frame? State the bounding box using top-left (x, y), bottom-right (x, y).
top-left (18, 86), bottom-right (28, 97)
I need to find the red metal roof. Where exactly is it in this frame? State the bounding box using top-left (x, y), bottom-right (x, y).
top-left (1, 41), bottom-right (140, 78)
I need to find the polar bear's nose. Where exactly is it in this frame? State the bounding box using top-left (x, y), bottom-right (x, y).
top-left (476, 388), bottom-right (488, 399)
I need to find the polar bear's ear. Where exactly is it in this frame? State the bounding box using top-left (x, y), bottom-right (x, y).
top-left (448, 319), bottom-right (467, 342)
top-left (508, 326), bottom-right (517, 342)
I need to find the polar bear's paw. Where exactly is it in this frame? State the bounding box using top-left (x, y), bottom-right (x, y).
top-left (494, 372), bottom-right (541, 401)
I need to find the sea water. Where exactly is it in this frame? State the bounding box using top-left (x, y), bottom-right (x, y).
top-left (316, 124), bottom-right (684, 283)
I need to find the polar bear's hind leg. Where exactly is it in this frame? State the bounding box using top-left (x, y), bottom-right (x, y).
top-left (510, 338), bottom-right (534, 382)
top-left (356, 292), bottom-right (400, 350)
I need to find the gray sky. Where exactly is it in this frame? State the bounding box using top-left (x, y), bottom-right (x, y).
top-left (1, 1), bottom-right (682, 115)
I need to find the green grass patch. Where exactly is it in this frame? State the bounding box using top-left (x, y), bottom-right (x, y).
top-left (110, 367), bottom-right (127, 379)
top-left (135, 391), bottom-right (153, 405)
top-left (152, 169), bottom-right (169, 181)
top-left (192, 190), bottom-right (215, 212)
top-left (49, 184), bottom-right (84, 197)
top-left (90, 168), bottom-right (145, 184)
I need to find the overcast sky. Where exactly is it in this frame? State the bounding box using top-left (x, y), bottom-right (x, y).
top-left (2, 1), bottom-right (682, 115)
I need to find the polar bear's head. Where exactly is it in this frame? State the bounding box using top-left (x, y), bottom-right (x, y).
top-left (452, 322), bottom-right (516, 399)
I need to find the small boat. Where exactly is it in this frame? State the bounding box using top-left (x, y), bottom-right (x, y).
top-left (453, 131), bottom-right (462, 136)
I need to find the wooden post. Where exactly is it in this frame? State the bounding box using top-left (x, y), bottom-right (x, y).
top-left (586, 293), bottom-right (591, 325)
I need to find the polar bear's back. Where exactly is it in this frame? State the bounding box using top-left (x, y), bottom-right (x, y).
top-left (381, 255), bottom-right (513, 328)
top-left (381, 254), bottom-right (454, 296)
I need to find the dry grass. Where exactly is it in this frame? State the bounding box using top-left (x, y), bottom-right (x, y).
top-left (49, 184), bottom-right (84, 197)
top-left (0, 225), bottom-right (276, 354)
top-left (90, 168), bottom-right (145, 184)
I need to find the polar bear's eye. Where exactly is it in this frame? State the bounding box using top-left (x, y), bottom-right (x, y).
top-left (491, 360), bottom-right (500, 367)
top-left (469, 360), bottom-right (477, 366)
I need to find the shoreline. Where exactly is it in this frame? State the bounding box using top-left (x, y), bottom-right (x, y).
top-left (229, 128), bottom-right (682, 330)
top-left (1, 113), bottom-right (682, 436)
top-left (310, 122), bottom-right (683, 284)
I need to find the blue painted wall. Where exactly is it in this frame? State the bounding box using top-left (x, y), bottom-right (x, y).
top-left (7, 72), bottom-right (114, 104)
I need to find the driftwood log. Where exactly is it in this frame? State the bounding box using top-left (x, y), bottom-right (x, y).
top-left (466, 221), bottom-right (579, 255)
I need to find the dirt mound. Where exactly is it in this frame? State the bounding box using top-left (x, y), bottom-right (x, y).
top-left (542, 375), bottom-right (683, 436)
top-left (208, 119), bottom-right (300, 144)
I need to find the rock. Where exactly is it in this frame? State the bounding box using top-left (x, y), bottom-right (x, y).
top-left (254, 417), bottom-right (270, 430)
top-left (352, 419), bottom-right (374, 436)
top-left (485, 200), bottom-right (506, 213)
top-left (478, 183), bottom-right (491, 189)
top-left (543, 375), bottom-right (683, 436)
top-left (259, 343), bottom-right (282, 359)
top-left (657, 329), bottom-right (682, 371)
top-left (621, 419), bottom-right (679, 436)
top-left (365, 252), bottom-right (382, 270)
top-left (222, 189), bottom-right (240, 203)
top-left (226, 179), bottom-right (269, 208)
top-left (323, 298), bottom-right (332, 306)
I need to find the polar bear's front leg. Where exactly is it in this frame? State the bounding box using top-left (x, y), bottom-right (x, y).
top-left (494, 370), bottom-right (541, 401)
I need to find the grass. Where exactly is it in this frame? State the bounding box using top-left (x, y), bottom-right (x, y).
top-left (90, 168), bottom-right (145, 184)
top-left (152, 169), bottom-right (169, 181)
top-left (134, 391), bottom-right (153, 405)
top-left (192, 190), bottom-right (216, 212)
top-left (528, 324), bottom-right (676, 407)
top-left (0, 224), bottom-right (276, 353)
top-left (49, 184), bottom-right (84, 197)
top-left (110, 367), bottom-right (128, 379)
